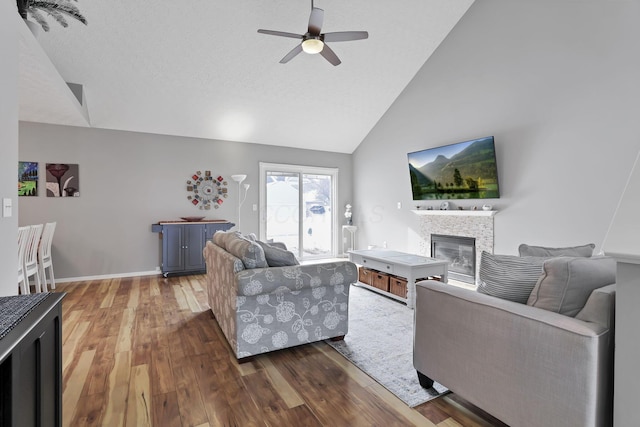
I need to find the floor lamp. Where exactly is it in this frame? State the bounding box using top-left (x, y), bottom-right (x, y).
top-left (231, 174), bottom-right (249, 231)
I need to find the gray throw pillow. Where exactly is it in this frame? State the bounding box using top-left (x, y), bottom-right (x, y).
top-left (477, 252), bottom-right (546, 303)
top-left (527, 256), bottom-right (616, 317)
top-left (518, 243), bottom-right (595, 257)
top-left (256, 241), bottom-right (299, 267)
top-left (267, 241), bottom-right (288, 251)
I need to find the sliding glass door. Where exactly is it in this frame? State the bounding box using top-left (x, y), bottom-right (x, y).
top-left (260, 163), bottom-right (338, 260)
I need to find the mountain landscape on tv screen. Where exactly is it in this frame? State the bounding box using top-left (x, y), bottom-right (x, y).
top-left (409, 138), bottom-right (499, 200)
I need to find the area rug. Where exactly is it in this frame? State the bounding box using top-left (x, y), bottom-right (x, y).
top-left (326, 285), bottom-right (448, 407)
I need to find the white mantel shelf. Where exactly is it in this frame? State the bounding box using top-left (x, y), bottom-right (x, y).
top-left (411, 209), bottom-right (498, 217)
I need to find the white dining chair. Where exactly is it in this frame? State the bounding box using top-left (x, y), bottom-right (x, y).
top-left (38, 222), bottom-right (57, 291)
top-left (24, 224), bottom-right (43, 293)
top-left (18, 226), bottom-right (31, 294)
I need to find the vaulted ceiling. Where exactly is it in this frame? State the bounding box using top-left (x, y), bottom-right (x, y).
top-left (19, 0), bottom-right (474, 153)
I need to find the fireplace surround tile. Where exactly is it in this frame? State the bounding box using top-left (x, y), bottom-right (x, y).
top-left (417, 215), bottom-right (494, 285)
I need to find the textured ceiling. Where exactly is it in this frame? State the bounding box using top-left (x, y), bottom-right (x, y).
top-left (20, 0), bottom-right (474, 153)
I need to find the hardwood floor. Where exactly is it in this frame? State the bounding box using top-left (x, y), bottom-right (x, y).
top-left (54, 275), bottom-right (507, 426)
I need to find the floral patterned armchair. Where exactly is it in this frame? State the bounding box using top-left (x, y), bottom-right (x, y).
top-left (203, 237), bottom-right (357, 361)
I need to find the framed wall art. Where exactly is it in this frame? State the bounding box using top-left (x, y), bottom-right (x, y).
top-left (46, 163), bottom-right (80, 197)
top-left (18, 161), bottom-right (39, 196)
top-left (186, 170), bottom-right (228, 209)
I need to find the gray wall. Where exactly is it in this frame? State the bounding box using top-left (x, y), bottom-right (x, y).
top-left (353, 0), bottom-right (640, 256)
top-left (0, 6), bottom-right (19, 296)
top-left (19, 122), bottom-right (353, 280)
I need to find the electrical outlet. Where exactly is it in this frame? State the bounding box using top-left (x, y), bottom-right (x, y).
top-left (397, 201), bottom-right (402, 209)
top-left (253, 204), bottom-right (257, 211)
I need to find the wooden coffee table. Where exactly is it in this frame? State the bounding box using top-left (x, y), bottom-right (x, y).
top-left (348, 249), bottom-right (449, 309)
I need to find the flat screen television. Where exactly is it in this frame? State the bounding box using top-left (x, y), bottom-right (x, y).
top-left (408, 136), bottom-right (500, 200)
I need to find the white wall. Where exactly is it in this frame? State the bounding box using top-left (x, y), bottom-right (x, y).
top-left (19, 122), bottom-right (353, 280)
top-left (0, 0), bottom-right (19, 296)
top-left (353, 0), bottom-right (640, 256)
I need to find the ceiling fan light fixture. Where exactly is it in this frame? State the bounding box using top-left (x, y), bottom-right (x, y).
top-left (302, 38), bottom-right (324, 54)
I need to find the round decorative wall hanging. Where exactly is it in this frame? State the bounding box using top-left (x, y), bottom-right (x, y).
top-left (186, 170), bottom-right (228, 210)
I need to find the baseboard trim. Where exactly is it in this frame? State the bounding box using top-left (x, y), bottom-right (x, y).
top-left (56, 270), bottom-right (161, 284)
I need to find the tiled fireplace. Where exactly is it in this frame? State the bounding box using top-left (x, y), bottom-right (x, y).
top-left (416, 211), bottom-right (495, 285)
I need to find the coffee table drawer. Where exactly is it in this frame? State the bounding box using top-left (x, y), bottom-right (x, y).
top-left (360, 258), bottom-right (394, 274)
top-left (372, 272), bottom-right (390, 292)
top-left (389, 276), bottom-right (408, 298)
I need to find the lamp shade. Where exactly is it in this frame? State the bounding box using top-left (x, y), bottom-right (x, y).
top-left (231, 174), bottom-right (247, 183)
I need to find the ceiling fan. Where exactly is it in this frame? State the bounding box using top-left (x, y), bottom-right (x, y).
top-left (257, 0), bottom-right (369, 66)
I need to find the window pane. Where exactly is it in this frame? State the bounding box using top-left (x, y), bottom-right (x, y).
top-left (265, 171), bottom-right (300, 254)
top-left (302, 174), bottom-right (332, 257)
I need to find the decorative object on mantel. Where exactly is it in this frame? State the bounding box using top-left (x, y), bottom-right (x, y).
top-left (482, 204), bottom-right (492, 211)
top-left (439, 201), bottom-right (449, 210)
top-left (186, 171), bottom-right (227, 210)
top-left (230, 174), bottom-right (250, 231)
top-left (344, 203), bottom-right (353, 225)
top-left (17, 0), bottom-right (88, 33)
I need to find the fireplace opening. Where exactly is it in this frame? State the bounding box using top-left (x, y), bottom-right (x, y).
top-left (431, 234), bottom-right (476, 284)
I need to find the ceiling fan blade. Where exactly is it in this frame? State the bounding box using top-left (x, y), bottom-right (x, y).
top-left (258, 29), bottom-right (303, 39)
top-left (322, 31), bottom-right (369, 43)
top-left (319, 44), bottom-right (341, 66)
top-left (280, 44), bottom-right (303, 64)
top-left (308, 7), bottom-right (324, 35)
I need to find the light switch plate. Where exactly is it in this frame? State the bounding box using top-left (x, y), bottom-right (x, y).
top-left (2, 198), bottom-right (12, 218)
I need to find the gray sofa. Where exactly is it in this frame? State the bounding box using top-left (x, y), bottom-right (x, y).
top-left (203, 231), bottom-right (357, 360)
top-left (413, 255), bottom-right (616, 427)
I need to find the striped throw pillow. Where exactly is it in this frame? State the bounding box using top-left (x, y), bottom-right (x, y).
top-left (477, 252), bottom-right (546, 303)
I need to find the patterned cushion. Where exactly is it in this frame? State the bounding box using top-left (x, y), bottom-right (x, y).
top-left (213, 230), bottom-right (243, 250)
top-left (518, 243), bottom-right (595, 257)
top-left (527, 256), bottom-right (616, 316)
top-left (256, 241), bottom-right (299, 267)
top-left (225, 234), bottom-right (268, 269)
top-left (212, 230), bottom-right (228, 248)
top-left (477, 252), bottom-right (546, 303)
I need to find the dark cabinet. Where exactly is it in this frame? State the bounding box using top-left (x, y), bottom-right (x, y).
top-left (0, 293), bottom-right (65, 427)
top-left (152, 221), bottom-right (234, 276)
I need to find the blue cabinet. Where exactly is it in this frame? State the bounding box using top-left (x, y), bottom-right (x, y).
top-left (152, 221), bottom-right (234, 276)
